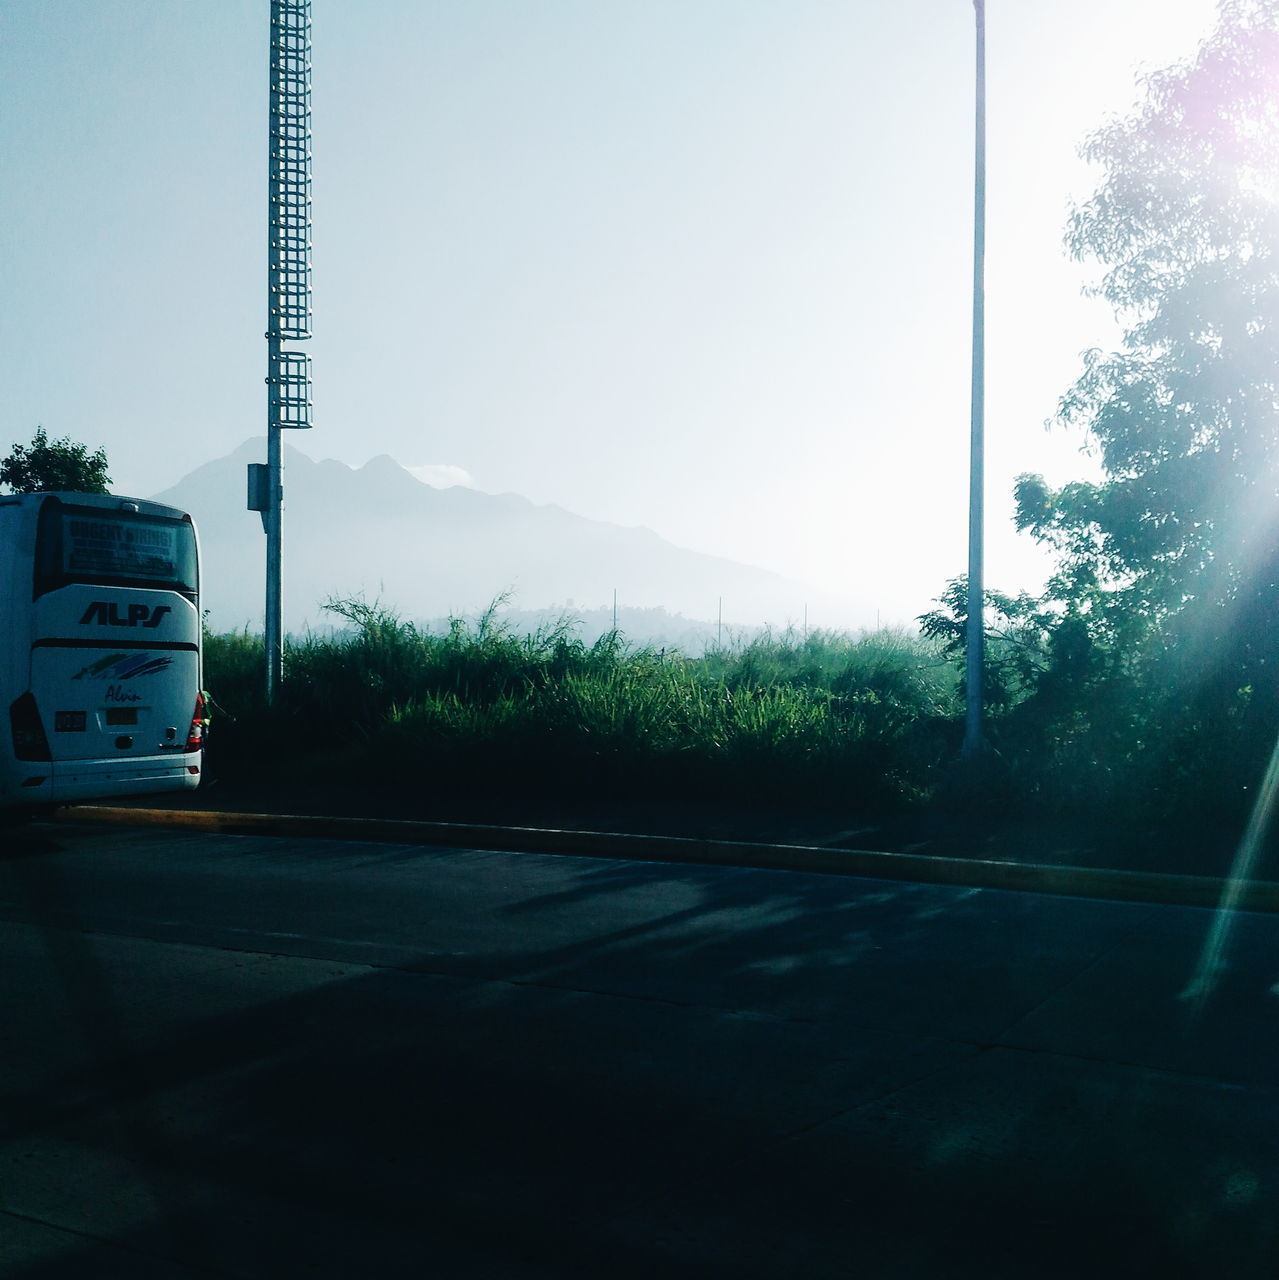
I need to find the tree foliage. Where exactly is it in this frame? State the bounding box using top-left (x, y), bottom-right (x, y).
top-left (924, 3), bottom-right (1279, 829)
top-left (1017, 0), bottom-right (1279, 627)
top-left (0, 427), bottom-right (111, 495)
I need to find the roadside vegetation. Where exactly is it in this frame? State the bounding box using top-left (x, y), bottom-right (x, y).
top-left (205, 600), bottom-right (958, 816)
top-left (202, 578), bottom-right (1274, 858)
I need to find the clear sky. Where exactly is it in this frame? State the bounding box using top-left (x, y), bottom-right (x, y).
top-left (0, 0), bottom-right (1221, 627)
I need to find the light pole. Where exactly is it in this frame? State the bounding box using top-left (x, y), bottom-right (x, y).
top-left (963, 0), bottom-right (987, 760)
top-left (252, 0), bottom-right (314, 704)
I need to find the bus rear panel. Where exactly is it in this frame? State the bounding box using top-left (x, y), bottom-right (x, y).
top-left (1, 493), bottom-right (203, 812)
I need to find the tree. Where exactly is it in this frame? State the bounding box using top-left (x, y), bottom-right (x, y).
top-left (919, 576), bottom-right (1055, 712)
top-left (1017, 0), bottom-right (1279, 634)
top-left (989, 0), bottom-right (1279, 820)
top-left (921, 5), bottom-right (1279, 821)
top-left (0, 427), bottom-right (111, 495)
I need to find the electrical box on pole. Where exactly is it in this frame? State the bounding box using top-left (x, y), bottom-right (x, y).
top-left (253, 0), bottom-right (313, 705)
top-left (247, 462), bottom-right (272, 532)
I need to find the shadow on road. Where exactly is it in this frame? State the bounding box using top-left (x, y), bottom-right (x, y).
top-left (3, 841), bottom-right (1278, 1278)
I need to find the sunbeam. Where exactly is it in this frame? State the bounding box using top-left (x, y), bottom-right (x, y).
top-left (1179, 718), bottom-right (1279, 1014)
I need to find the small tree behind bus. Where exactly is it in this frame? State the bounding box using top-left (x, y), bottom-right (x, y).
top-left (1, 429), bottom-right (111, 496)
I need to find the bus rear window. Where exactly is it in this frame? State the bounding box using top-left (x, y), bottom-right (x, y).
top-left (35, 502), bottom-right (198, 598)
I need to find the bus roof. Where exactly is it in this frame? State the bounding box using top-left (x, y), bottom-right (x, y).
top-left (0, 492), bottom-right (189, 521)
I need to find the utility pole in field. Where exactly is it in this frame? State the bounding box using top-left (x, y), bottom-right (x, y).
top-left (963, 0), bottom-right (987, 760)
top-left (249, 0), bottom-right (314, 704)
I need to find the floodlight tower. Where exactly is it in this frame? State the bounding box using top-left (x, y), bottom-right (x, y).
top-left (250, 0), bottom-right (313, 703)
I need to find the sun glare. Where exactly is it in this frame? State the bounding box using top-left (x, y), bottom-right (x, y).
top-left (1180, 726), bottom-right (1279, 1015)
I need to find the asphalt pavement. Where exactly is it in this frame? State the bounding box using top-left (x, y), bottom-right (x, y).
top-left (1, 818), bottom-right (1277, 1278)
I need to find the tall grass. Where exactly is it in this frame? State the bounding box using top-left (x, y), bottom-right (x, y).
top-left (204, 601), bottom-right (958, 812)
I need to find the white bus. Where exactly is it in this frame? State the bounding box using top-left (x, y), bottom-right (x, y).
top-left (0, 492), bottom-right (204, 816)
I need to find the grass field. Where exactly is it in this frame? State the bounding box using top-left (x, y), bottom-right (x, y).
top-left (204, 599), bottom-right (959, 814)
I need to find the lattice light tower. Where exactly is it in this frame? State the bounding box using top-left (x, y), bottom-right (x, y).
top-left (250, 0), bottom-right (313, 703)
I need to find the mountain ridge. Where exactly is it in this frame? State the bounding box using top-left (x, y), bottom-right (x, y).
top-left (152, 439), bottom-right (862, 636)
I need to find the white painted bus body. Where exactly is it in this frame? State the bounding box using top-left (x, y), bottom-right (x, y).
top-left (0, 492), bottom-right (203, 813)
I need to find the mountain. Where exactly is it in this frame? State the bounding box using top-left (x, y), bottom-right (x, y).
top-left (151, 440), bottom-right (858, 636)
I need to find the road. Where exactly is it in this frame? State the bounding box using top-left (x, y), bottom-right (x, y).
top-left (1, 818), bottom-right (1277, 1278)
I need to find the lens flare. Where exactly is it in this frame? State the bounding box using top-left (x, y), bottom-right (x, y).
top-left (1179, 722), bottom-right (1279, 1013)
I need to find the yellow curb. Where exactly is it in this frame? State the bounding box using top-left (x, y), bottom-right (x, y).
top-left (56, 804), bottom-right (1279, 914)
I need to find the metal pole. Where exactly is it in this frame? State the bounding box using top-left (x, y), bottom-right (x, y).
top-left (261, 0), bottom-right (312, 705)
top-left (963, 0), bottom-right (987, 760)
top-left (265, 359), bottom-right (283, 703)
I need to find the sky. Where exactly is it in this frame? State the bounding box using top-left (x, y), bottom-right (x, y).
top-left (0, 0), bottom-right (1223, 627)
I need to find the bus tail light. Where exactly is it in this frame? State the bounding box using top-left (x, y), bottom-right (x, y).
top-left (11, 693), bottom-right (51, 762)
top-left (186, 693), bottom-right (205, 752)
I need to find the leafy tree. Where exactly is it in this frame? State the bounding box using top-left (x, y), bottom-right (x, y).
top-left (919, 576), bottom-right (1055, 712)
top-left (1016, 0), bottom-right (1279, 644)
top-left (924, 4), bottom-right (1279, 823)
top-left (0, 427), bottom-right (111, 495)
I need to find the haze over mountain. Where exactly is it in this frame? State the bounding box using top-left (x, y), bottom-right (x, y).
top-left (152, 441), bottom-right (866, 637)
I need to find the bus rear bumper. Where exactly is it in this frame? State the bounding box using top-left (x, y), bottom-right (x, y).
top-left (42, 754), bottom-right (203, 805)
